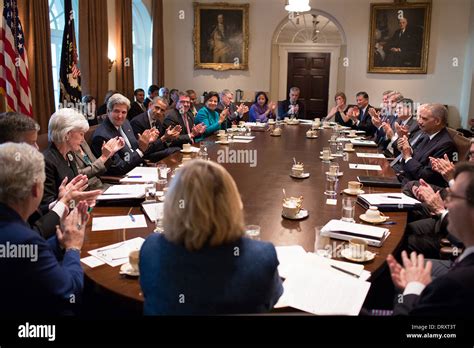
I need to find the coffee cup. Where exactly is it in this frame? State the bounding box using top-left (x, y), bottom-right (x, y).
top-left (218, 129), bottom-right (225, 136)
top-left (129, 250), bottom-right (140, 272)
top-left (314, 118), bottom-right (321, 123)
top-left (344, 143), bottom-right (354, 151)
top-left (183, 143), bottom-right (191, 152)
top-left (349, 130), bottom-right (357, 137)
top-left (292, 164), bottom-right (304, 176)
top-left (347, 181), bottom-right (363, 193)
top-left (239, 121), bottom-right (245, 127)
top-left (329, 163), bottom-right (339, 175)
top-left (282, 197), bottom-right (302, 217)
top-left (231, 124), bottom-right (238, 130)
top-left (365, 206), bottom-right (382, 220)
top-left (322, 147), bottom-right (331, 160)
top-left (349, 238), bottom-right (367, 260)
top-left (272, 127), bottom-right (282, 136)
top-left (306, 130), bottom-right (314, 137)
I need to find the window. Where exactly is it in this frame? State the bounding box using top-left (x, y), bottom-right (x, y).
top-left (49, 0), bottom-right (79, 109)
top-left (132, 0), bottom-right (152, 92)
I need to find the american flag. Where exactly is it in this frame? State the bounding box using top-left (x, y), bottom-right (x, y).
top-left (0, 0), bottom-right (33, 116)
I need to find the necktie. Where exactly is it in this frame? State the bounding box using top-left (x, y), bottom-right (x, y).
top-left (390, 133), bottom-right (425, 167)
top-left (182, 114), bottom-right (193, 144)
top-left (119, 126), bottom-right (134, 152)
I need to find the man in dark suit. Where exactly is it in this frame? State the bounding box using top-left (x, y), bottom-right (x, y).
top-left (387, 162), bottom-right (474, 315)
top-left (91, 93), bottom-right (178, 176)
top-left (347, 91), bottom-right (377, 136)
top-left (187, 89), bottom-right (203, 117)
top-left (278, 86), bottom-right (305, 120)
top-left (163, 92), bottom-right (206, 147)
top-left (394, 103), bottom-right (456, 187)
top-left (144, 85), bottom-right (159, 109)
top-left (127, 88), bottom-right (147, 121)
top-left (215, 89), bottom-right (249, 129)
top-left (385, 17), bottom-right (422, 67)
top-left (0, 142), bottom-right (88, 315)
top-left (130, 96), bottom-right (182, 159)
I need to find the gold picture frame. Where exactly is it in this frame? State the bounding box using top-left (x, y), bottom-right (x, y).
top-left (368, 2), bottom-right (431, 74)
top-left (193, 2), bottom-right (249, 71)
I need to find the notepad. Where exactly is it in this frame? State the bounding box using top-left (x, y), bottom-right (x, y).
top-left (141, 202), bottom-right (164, 222)
top-left (321, 219), bottom-right (390, 247)
top-left (349, 163), bottom-right (382, 171)
top-left (356, 153), bottom-right (386, 159)
top-left (88, 237), bottom-right (145, 267)
top-left (275, 245), bottom-right (307, 279)
top-left (350, 139), bottom-right (377, 147)
top-left (97, 184), bottom-right (147, 200)
top-left (91, 214), bottom-right (148, 231)
top-left (120, 167), bottom-right (158, 183)
top-left (358, 193), bottom-right (421, 211)
top-left (233, 136), bottom-right (255, 140)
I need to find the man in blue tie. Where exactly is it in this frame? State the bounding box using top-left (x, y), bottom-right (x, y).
top-left (347, 92), bottom-right (377, 136)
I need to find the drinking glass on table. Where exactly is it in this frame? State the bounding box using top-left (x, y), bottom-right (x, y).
top-left (157, 164), bottom-right (168, 179)
top-left (324, 173), bottom-right (338, 196)
top-left (154, 205), bottom-right (164, 233)
top-left (341, 197), bottom-right (356, 223)
top-left (314, 225), bottom-right (331, 258)
top-left (145, 182), bottom-right (156, 201)
top-left (245, 225), bottom-right (261, 240)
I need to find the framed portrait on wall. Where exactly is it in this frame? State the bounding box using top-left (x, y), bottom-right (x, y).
top-left (193, 2), bottom-right (249, 71)
top-left (367, 2), bottom-right (431, 74)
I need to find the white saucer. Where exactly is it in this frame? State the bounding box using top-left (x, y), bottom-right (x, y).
top-left (341, 248), bottom-right (375, 263)
top-left (290, 172), bottom-right (310, 179)
top-left (268, 120), bottom-right (276, 125)
top-left (343, 148), bottom-right (356, 152)
top-left (120, 263), bottom-right (139, 277)
top-left (270, 133), bottom-right (282, 137)
top-left (216, 133), bottom-right (226, 137)
top-left (282, 208), bottom-right (309, 220)
top-left (343, 188), bottom-right (365, 196)
top-left (216, 140), bottom-right (230, 145)
top-left (319, 156), bottom-right (335, 161)
top-left (359, 214), bottom-right (389, 224)
top-left (180, 149), bottom-right (193, 154)
top-left (346, 134), bottom-right (359, 138)
top-left (306, 135), bottom-right (319, 139)
top-left (325, 171), bottom-right (343, 177)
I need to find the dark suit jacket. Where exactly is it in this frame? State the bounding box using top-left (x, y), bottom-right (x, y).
top-left (278, 99), bottom-right (306, 120)
top-left (28, 208), bottom-right (61, 240)
top-left (0, 203), bottom-right (83, 316)
top-left (128, 101), bottom-right (146, 121)
top-left (42, 143), bottom-right (78, 209)
top-left (401, 128), bottom-right (456, 187)
top-left (216, 102), bottom-right (244, 129)
top-left (163, 108), bottom-right (195, 147)
top-left (140, 234), bottom-right (283, 315)
top-left (130, 111), bottom-right (164, 139)
top-left (394, 253), bottom-right (474, 316)
top-left (385, 26), bottom-right (422, 67)
top-left (353, 105), bottom-right (377, 136)
top-left (91, 117), bottom-right (146, 176)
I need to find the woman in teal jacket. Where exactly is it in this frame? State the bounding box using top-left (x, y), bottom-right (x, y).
top-left (195, 91), bottom-right (229, 141)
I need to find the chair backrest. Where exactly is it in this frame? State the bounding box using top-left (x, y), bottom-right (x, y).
top-left (37, 124), bottom-right (98, 153)
top-left (447, 127), bottom-right (471, 161)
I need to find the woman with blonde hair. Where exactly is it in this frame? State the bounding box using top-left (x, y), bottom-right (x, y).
top-left (140, 160), bottom-right (283, 315)
top-left (324, 92), bottom-right (352, 127)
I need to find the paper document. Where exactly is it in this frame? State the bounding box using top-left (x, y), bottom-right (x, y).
top-left (97, 184), bottom-right (147, 200)
top-left (233, 136), bottom-right (255, 140)
top-left (349, 163), bottom-right (382, 171)
top-left (81, 255), bottom-right (106, 268)
top-left (91, 214), bottom-right (148, 232)
top-left (245, 122), bottom-right (266, 128)
top-left (141, 202), bottom-right (164, 222)
top-left (359, 193), bottom-right (420, 206)
top-left (88, 237), bottom-right (145, 267)
top-left (121, 167), bottom-right (158, 183)
top-left (275, 245), bottom-right (307, 279)
top-left (356, 153), bottom-right (386, 159)
top-left (298, 119), bottom-right (313, 124)
top-left (350, 139), bottom-right (377, 146)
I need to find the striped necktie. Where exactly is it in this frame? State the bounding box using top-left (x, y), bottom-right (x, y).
top-left (389, 133), bottom-right (425, 167)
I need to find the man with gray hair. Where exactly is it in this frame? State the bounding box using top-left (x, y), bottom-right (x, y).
top-left (0, 112), bottom-right (40, 148)
top-left (0, 142), bottom-right (88, 315)
top-left (393, 103), bottom-right (456, 187)
top-left (92, 93), bottom-right (174, 175)
top-left (216, 89), bottom-right (249, 129)
top-left (278, 87), bottom-right (305, 119)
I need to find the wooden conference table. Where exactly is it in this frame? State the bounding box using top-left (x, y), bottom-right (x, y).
top-left (81, 122), bottom-right (407, 307)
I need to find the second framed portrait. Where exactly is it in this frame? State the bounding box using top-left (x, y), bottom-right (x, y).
top-left (193, 2), bottom-right (249, 71)
top-left (368, 2), bottom-right (431, 74)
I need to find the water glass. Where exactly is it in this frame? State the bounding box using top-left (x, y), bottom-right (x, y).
top-left (336, 142), bottom-right (344, 155)
top-left (154, 205), bottom-right (164, 233)
top-left (324, 174), bottom-right (338, 196)
top-left (329, 163), bottom-right (340, 176)
top-left (145, 182), bottom-right (156, 202)
top-left (157, 164), bottom-right (168, 179)
top-left (245, 225), bottom-right (261, 240)
top-left (341, 197), bottom-right (356, 223)
top-left (314, 226), bottom-right (331, 258)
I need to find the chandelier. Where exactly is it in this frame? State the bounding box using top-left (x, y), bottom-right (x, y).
top-left (285, 0), bottom-right (311, 13)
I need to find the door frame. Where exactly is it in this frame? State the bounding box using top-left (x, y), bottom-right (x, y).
top-left (278, 44), bottom-right (341, 115)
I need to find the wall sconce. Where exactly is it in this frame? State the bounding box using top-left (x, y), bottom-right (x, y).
top-left (108, 44), bottom-right (116, 73)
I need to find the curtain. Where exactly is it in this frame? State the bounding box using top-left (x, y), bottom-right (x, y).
top-left (79, 0), bottom-right (108, 106)
top-left (17, 0), bottom-right (55, 133)
top-left (115, 0), bottom-right (134, 101)
top-left (152, 0), bottom-right (164, 87)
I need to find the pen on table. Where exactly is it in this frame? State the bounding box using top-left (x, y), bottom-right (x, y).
top-left (386, 195), bottom-right (402, 199)
top-left (127, 175), bottom-right (142, 178)
top-left (330, 265), bottom-right (360, 278)
top-left (129, 214), bottom-right (135, 222)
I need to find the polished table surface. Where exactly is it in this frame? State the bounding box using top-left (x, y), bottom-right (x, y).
top-left (81, 123), bottom-right (406, 305)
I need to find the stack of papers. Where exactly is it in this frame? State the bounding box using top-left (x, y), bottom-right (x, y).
top-left (120, 167), bottom-right (158, 183)
top-left (87, 237), bottom-right (145, 267)
top-left (350, 139), bottom-right (377, 147)
top-left (298, 119), bottom-right (313, 124)
top-left (91, 214), bottom-right (148, 231)
top-left (321, 219), bottom-right (390, 247)
top-left (349, 163), bottom-right (382, 171)
top-left (356, 153), bottom-right (386, 159)
top-left (141, 202), bottom-right (164, 221)
top-left (244, 122), bottom-right (267, 128)
top-left (97, 184), bottom-right (147, 200)
top-left (274, 246), bottom-right (371, 315)
top-left (358, 193), bottom-right (421, 211)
